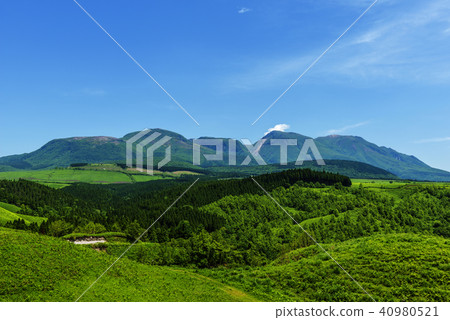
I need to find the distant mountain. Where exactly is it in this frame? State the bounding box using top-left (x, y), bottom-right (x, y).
top-left (0, 128), bottom-right (449, 181)
top-left (315, 135), bottom-right (450, 181)
top-left (258, 131), bottom-right (450, 181)
top-left (0, 136), bottom-right (125, 171)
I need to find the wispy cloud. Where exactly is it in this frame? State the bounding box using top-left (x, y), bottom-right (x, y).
top-left (265, 123), bottom-right (290, 136)
top-left (228, 0), bottom-right (450, 90)
top-left (414, 137), bottom-right (450, 144)
top-left (238, 7), bottom-right (251, 14)
top-left (326, 121), bottom-right (369, 135)
top-left (328, 0), bottom-right (450, 83)
top-left (225, 55), bottom-right (313, 90)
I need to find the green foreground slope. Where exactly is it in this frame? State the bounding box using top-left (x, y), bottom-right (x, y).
top-left (0, 229), bottom-right (255, 302)
top-left (0, 230), bottom-right (448, 302)
top-left (199, 234), bottom-right (450, 302)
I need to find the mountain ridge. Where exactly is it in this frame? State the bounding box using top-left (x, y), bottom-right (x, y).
top-left (0, 129), bottom-right (449, 181)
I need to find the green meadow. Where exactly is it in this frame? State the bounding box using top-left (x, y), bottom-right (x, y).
top-left (0, 168), bottom-right (169, 188)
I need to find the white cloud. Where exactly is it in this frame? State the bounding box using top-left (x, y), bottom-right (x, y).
top-left (238, 7), bottom-right (251, 14)
top-left (326, 121), bottom-right (369, 135)
top-left (224, 55), bottom-right (313, 90)
top-left (414, 137), bottom-right (450, 144)
top-left (265, 124), bottom-right (290, 136)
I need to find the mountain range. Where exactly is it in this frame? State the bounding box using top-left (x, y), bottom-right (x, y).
top-left (1, 128), bottom-right (449, 181)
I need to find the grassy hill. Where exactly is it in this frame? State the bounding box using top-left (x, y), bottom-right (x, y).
top-left (1, 228), bottom-right (446, 302)
top-left (0, 202), bottom-right (20, 213)
top-left (198, 233), bottom-right (450, 302)
top-left (0, 228), bottom-right (256, 302)
top-left (0, 203), bottom-right (47, 226)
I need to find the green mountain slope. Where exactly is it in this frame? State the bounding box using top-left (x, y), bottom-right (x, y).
top-left (315, 135), bottom-right (450, 181)
top-left (208, 160), bottom-right (397, 179)
top-left (0, 228), bottom-right (256, 302)
top-left (260, 131), bottom-right (450, 181)
top-left (0, 128), bottom-right (449, 181)
top-left (0, 136), bottom-right (125, 170)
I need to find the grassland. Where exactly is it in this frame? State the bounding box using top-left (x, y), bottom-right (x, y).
top-left (0, 163), bottom-right (205, 188)
top-left (0, 228), bottom-right (256, 302)
top-left (0, 168), bottom-right (170, 188)
top-left (351, 179), bottom-right (450, 201)
top-left (352, 178), bottom-right (450, 188)
top-left (62, 232), bottom-right (127, 241)
top-left (0, 203), bottom-right (47, 226)
top-left (0, 202), bottom-right (20, 213)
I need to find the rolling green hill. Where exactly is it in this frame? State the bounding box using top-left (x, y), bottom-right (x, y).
top-left (198, 233), bottom-right (450, 302)
top-left (0, 202), bottom-right (20, 213)
top-left (0, 204), bottom-right (46, 226)
top-left (0, 228), bottom-right (256, 302)
top-left (1, 228), bottom-right (447, 301)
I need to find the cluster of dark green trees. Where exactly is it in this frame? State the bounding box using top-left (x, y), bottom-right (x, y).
top-left (4, 218), bottom-right (39, 233)
top-left (0, 169), bottom-right (348, 238)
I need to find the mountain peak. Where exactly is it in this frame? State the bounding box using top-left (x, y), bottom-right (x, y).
top-left (65, 136), bottom-right (120, 143)
top-left (121, 128), bottom-right (188, 142)
top-left (262, 131), bottom-right (311, 140)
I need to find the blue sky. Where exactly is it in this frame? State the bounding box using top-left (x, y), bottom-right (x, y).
top-left (1, 0), bottom-right (450, 170)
